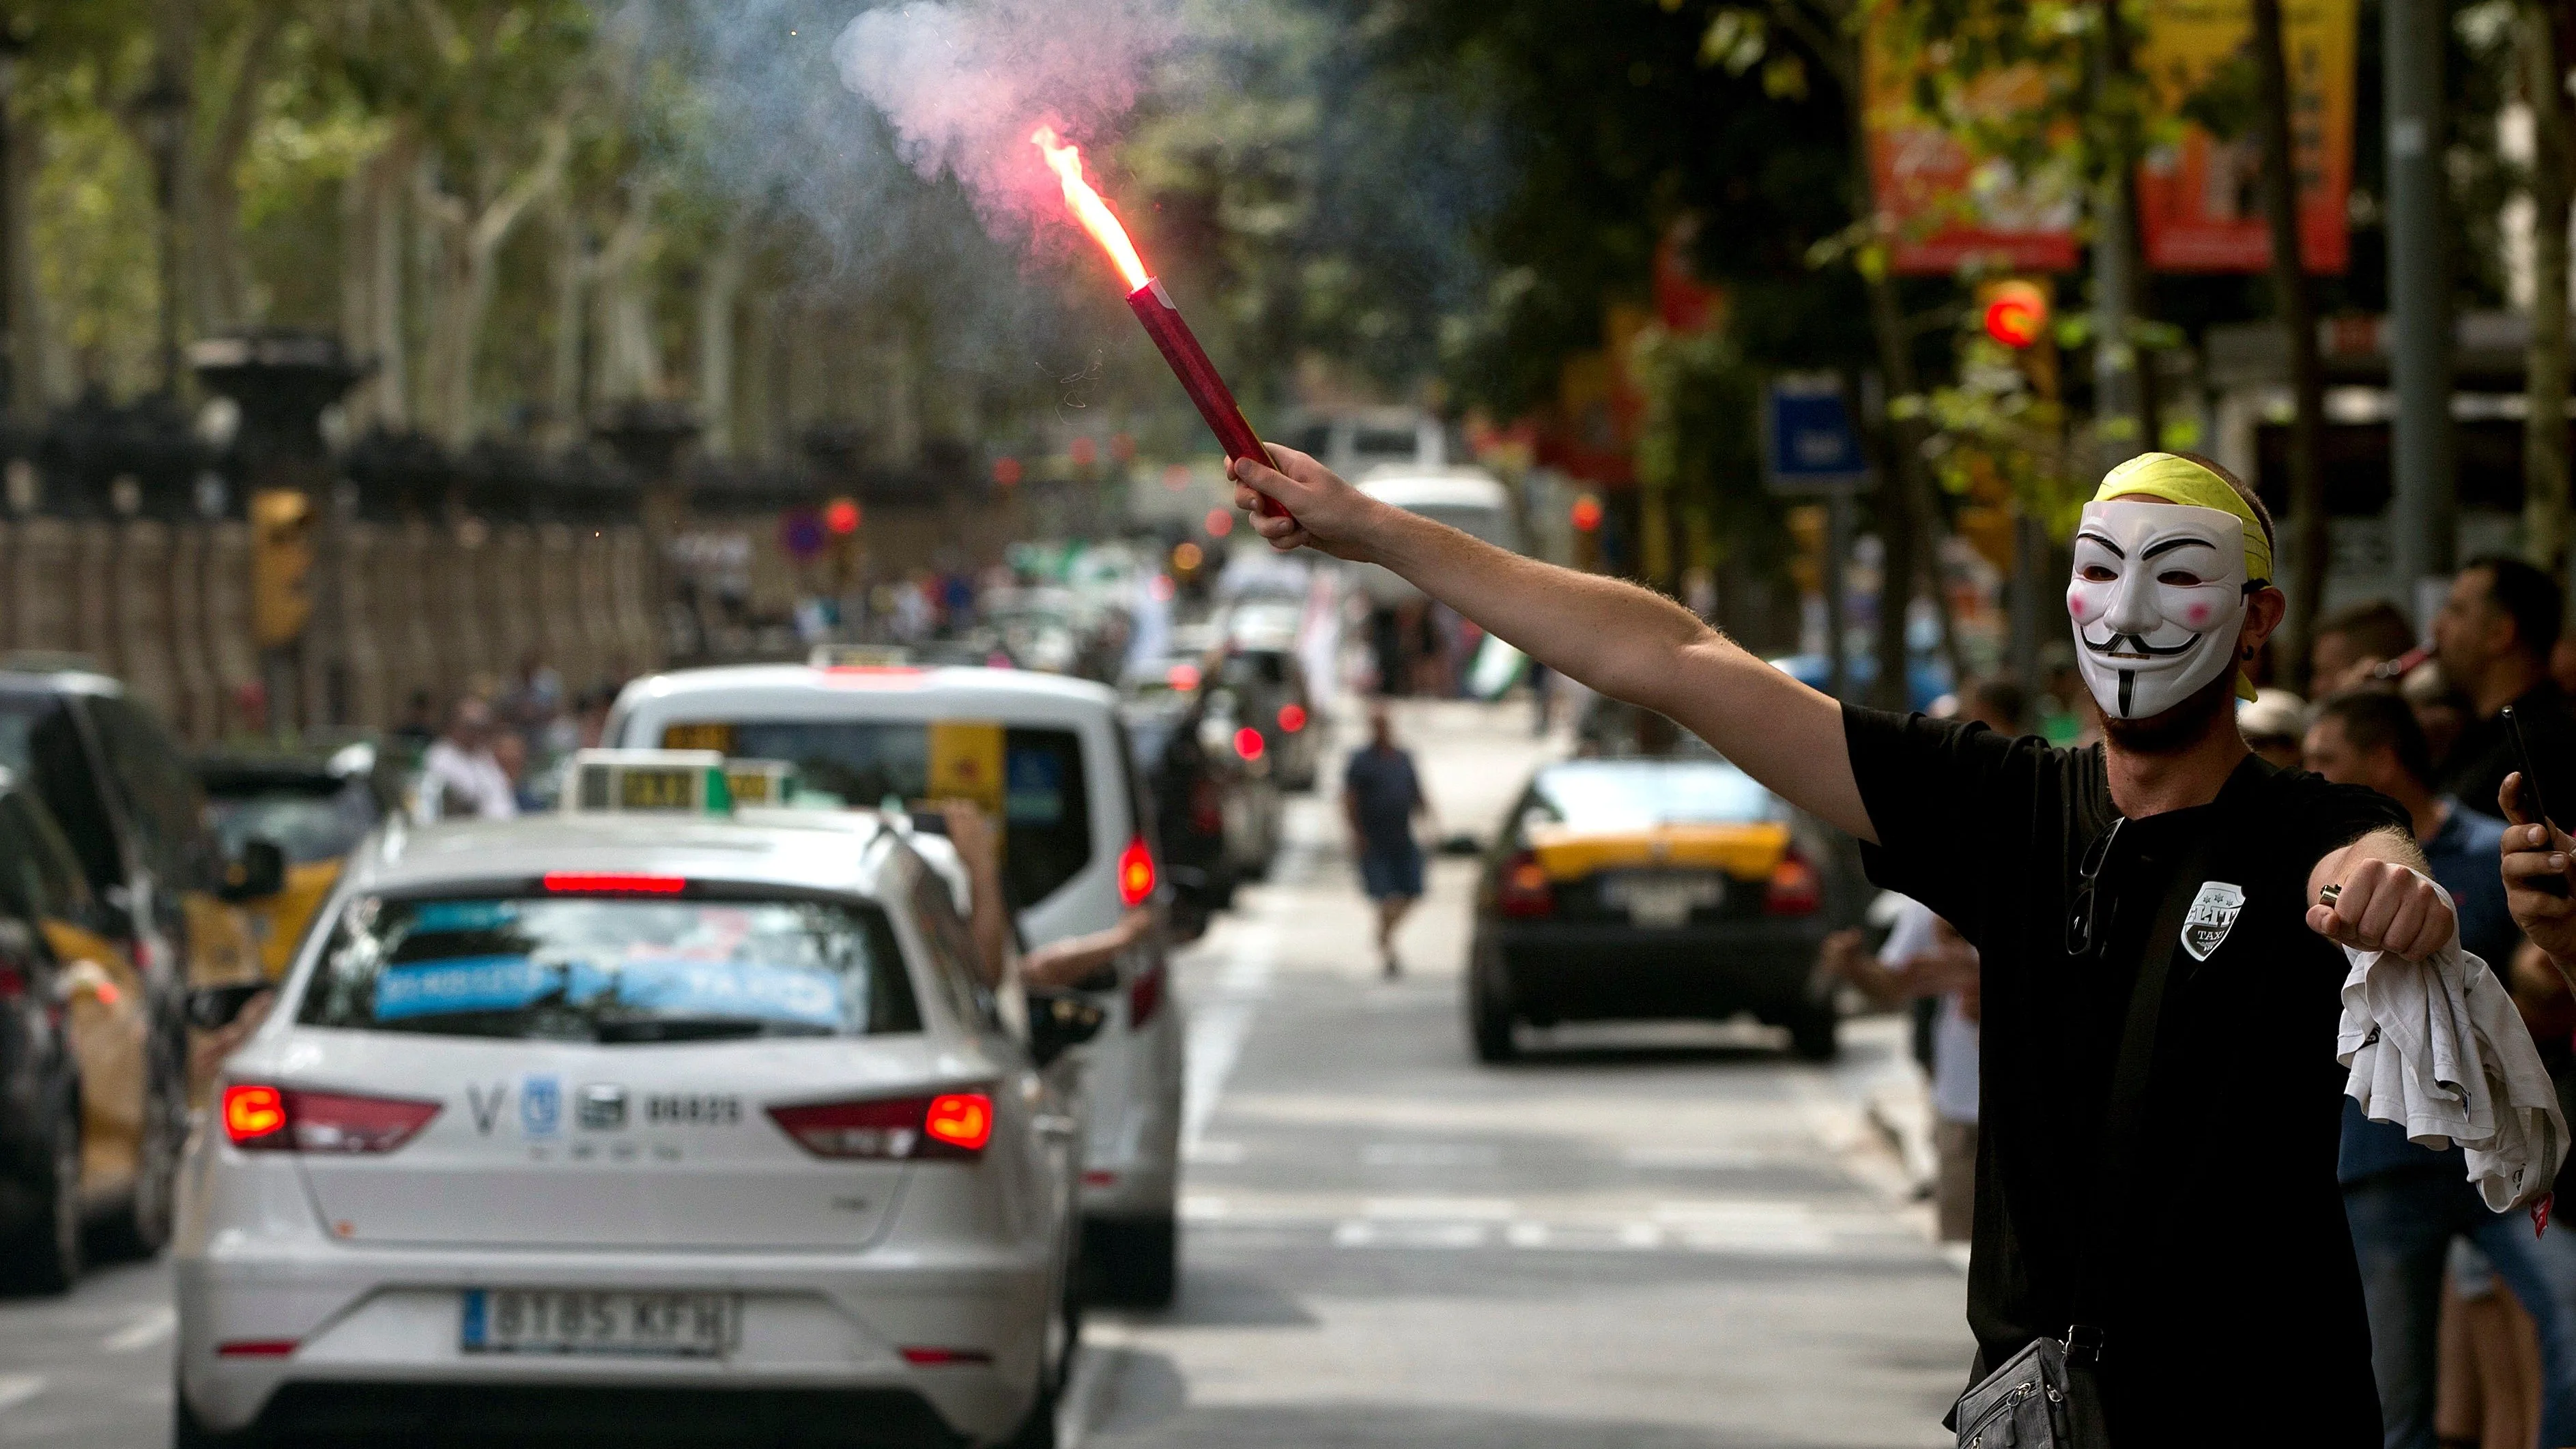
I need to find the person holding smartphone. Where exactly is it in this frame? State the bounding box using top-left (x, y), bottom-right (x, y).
top-left (1235, 444), bottom-right (2456, 1444)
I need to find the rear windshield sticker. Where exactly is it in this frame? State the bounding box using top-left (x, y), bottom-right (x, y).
top-left (607, 958), bottom-right (844, 1029)
top-left (374, 955), bottom-right (549, 1020)
top-left (373, 954), bottom-right (844, 1029)
top-left (409, 900), bottom-right (520, 934)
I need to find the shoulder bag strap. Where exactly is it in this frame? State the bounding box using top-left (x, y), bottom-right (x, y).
top-left (2061, 769), bottom-right (2251, 1366)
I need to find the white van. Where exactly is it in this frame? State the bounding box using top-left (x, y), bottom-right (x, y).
top-left (605, 663), bottom-right (1186, 1304)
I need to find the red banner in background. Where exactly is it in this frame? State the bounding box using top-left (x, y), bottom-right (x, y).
top-left (1862, 8), bottom-right (2079, 276)
top-left (2134, 0), bottom-right (2356, 274)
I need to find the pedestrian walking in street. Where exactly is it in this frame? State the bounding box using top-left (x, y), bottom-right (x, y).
top-left (414, 697), bottom-right (517, 822)
top-left (1234, 444), bottom-right (2524, 1445)
top-left (2433, 556), bottom-right (2576, 816)
top-left (2303, 689), bottom-right (2576, 1449)
top-left (1345, 706), bottom-right (1430, 978)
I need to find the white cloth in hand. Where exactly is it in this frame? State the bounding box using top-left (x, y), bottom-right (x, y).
top-left (2336, 878), bottom-right (2566, 1213)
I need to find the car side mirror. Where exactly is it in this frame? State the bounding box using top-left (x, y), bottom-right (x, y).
top-left (188, 981), bottom-right (272, 1030)
top-left (1026, 988), bottom-right (1106, 1067)
top-left (218, 839), bottom-right (287, 902)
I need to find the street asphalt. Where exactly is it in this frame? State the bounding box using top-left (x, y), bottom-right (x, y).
top-left (0, 696), bottom-right (1973, 1448)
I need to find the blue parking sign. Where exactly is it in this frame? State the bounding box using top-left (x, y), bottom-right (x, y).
top-left (1762, 375), bottom-right (1871, 493)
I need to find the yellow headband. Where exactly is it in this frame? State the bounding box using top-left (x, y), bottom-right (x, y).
top-left (2092, 453), bottom-right (2274, 586)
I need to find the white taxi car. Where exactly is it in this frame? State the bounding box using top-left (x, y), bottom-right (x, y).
top-left (172, 756), bottom-right (1096, 1447)
top-left (607, 660), bottom-right (1188, 1305)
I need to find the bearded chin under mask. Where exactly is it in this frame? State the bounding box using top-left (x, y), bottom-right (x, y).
top-left (2099, 667), bottom-right (2239, 755)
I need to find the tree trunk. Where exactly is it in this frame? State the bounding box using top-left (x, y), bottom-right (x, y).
top-left (341, 140), bottom-right (411, 432)
top-left (5, 94), bottom-right (41, 420)
top-left (2091, 0), bottom-right (2149, 472)
top-left (188, 7), bottom-right (285, 334)
top-left (415, 128), bottom-right (567, 445)
top-left (589, 186), bottom-right (659, 405)
top-left (695, 224), bottom-right (750, 458)
top-left (2523, 0), bottom-right (2572, 584)
top-left (549, 207), bottom-right (586, 444)
top-left (2255, 0), bottom-right (2328, 687)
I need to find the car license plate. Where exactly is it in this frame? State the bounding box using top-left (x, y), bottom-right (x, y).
top-left (1607, 873), bottom-right (1721, 928)
top-left (460, 1289), bottom-right (739, 1358)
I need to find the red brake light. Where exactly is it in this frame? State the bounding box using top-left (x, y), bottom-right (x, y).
top-left (1128, 959), bottom-right (1167, 1029)
top-left (216, 1340), bottom-right (299, 1358)
top-left (901, 1346), bottom-right (994, 1366)
top-left (222, 1083), bottom-right (440, 1153)
top-left (1277, 703), bottom-right (1307, 732)
top-left (1496, 852), bottom-right (1554, 918)
top-left (542, 872), bottom-right (687, 895)
top-left (1233, 726), bottom-right (1265, 760)
top-left (924, 1093), bottom-right (994, 1152)
top-left (223, 1084), bottom-right (287, 1146)
top-left (1764, 852), bottom-right (1823, 915)
top-left (1166, 663), bottom-right (1201, 692)
top-left (1117, 837), bottom-right (1156, 907)
top-left (768, 1091), bottom-right (992, 1160)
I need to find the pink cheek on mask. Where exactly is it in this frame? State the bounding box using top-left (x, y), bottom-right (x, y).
top-left (2067, 588), bottom-right (2086, 618)
top-left (2186, 603), bottom-right (2211, 626)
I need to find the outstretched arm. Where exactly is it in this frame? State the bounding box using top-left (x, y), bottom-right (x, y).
top-left (1234, 448), bottom-right (1873, 842)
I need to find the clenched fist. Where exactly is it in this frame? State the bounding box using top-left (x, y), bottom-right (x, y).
top-left (2305, 856), bottom-right (2455, 961)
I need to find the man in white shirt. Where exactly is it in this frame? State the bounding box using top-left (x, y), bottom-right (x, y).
top-left (415, 698), bottom-right (518, 822)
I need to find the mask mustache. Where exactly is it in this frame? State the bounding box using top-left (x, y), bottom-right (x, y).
top-left (2078, 627), bottom-right (2203, 661)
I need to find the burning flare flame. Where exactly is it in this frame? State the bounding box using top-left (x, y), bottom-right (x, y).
top-left (1031, 125), bottom-right (1150, 294)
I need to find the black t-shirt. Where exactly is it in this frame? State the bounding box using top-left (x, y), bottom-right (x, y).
top-left (2439, 680), bottom-right (2576, 822)
top-left (1844, 706), bottom-right (2406, 1444)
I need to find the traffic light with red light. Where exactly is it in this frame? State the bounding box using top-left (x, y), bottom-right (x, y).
top-left (1980, 280), bottom-right (2050, 350)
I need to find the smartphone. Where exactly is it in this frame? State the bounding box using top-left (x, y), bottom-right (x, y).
top-left (2504, 704), bottom-right (2571, 898)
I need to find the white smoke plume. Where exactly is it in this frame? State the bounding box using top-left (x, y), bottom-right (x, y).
top-left (835, 0), bottom-right (1179, 234)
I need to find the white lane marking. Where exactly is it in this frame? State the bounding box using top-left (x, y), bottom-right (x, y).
top-left (102, 1305), bottom-right (176, 1352)
top-left (1182, 1138), bottom-right (1245, 1164)
top-left (1181, 934), bottom-right (1274, 1153)
top-left (1360, 1141), bottom-right (1498, 1168)
top-left (0, 1374), bottom-right (44, 1411)
top-left (1362, 1196), bottom-right (1517, 1220)
top-left (1334, 1219), bottom-right (1487, 1249)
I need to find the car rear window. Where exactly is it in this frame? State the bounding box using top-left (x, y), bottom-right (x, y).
top-left (207, 779), bottom-right (379, 865)
top-left (294, 893), bottom-right (921, 1043)
top-left (1531, 761), bottom-right (1780, 831)
top-left (656, 720), bottom-right (1096, 906)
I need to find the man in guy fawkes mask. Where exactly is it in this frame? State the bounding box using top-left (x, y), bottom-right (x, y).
top-left (1230, 444), bottom-right (2470, 1444)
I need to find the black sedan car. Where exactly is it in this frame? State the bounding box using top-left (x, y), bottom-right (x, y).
top-left (0, 777), bottom-right (82, 1291)
top-left (1465, 755), bottom-right (1855, 1063)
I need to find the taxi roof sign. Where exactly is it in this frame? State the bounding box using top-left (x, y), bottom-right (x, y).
top-left (562, 748), bottom-right (731, 816)
top-left (721, 758), bottom-right (799, 807)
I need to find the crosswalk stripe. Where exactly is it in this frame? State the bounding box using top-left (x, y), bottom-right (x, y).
top-left (0, 1375), bottom-right (46, 1411)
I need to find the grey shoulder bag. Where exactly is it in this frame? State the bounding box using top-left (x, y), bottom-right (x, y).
top-left (1949, 791), bottom-right (2234, 1449)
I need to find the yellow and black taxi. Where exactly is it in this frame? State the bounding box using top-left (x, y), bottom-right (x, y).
top-left (1465, 753), bottom-right (1850, 1063)
top-left (198, 743), bottom-right (403, 979)
top-left (0, 663), bottom-right (281, 1263)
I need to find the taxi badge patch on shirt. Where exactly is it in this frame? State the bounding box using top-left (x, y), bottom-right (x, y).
top-left (2181, 880), bottom-right (2247, 962)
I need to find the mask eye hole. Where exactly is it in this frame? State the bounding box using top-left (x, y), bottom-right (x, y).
top-left (2078, 564), bottom-right (2118, 582)
top-left (2156, 570), bottom-right (2204, 587)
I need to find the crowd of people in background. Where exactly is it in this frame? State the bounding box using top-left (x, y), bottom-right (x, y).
top-left (1803, 556), bottom-right (2576, 1444)
top-left (400, 653), bottom-right (622, 822)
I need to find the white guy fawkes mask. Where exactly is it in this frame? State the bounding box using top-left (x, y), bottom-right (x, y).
top-left (2067, 500), bottom-right (2251, 721)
